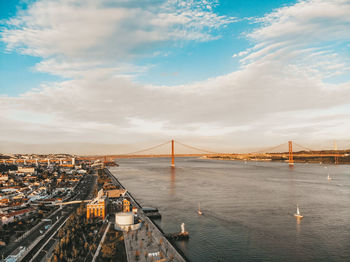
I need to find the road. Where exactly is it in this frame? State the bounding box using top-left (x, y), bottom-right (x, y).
top-left (19, 173), bottom-right (97, 262)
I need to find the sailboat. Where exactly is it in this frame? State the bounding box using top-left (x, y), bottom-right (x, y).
top-left (327, 174), bottom-right (332, 181)
top-left (294, 204), bottom-right (303, 219)
top-left (197, 203), bottom-right (203, 215)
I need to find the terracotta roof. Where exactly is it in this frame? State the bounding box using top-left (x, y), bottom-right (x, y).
top-left (6, 208), bottom-right (33, 217)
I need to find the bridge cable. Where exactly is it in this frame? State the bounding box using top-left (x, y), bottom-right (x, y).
top-left (293, 143), bottom-right (313, 152)
top-left (251, 142), bottom-right (288, 154)
top-left (174, 140), bottom-right (221, 154)
top-left (122, 140), bottom-right (171, 155)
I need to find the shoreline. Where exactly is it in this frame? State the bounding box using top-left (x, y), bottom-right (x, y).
top-left (202, 155), bottom-right (350, 165)
top-left (104, 168), bottom-right (188, 262)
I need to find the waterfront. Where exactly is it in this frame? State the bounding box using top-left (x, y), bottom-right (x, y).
top-left (110, 157), bottom-right (350, 262)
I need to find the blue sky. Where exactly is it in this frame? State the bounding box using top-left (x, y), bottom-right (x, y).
top-left (1, 0), bottom-right (298, 95)
top-left (136, 0), bottom-right (298, 86)
top-left (0, 0), bottom-right (61, 96)
top-left (0, 0), bottom-right (349, 154)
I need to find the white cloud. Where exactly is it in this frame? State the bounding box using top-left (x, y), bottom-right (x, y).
top-left (2, 58), bottom-right (349, 151)
top-left (232, 50), bottom-right (250, 58)
top-left (2, 0), bottom-right (233, 77)
top-left (242, 0), bottom-right (350, 77)
top-left (1, 0), bottom-right (350, 153)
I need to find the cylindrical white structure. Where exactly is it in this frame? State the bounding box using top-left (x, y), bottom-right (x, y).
top-left (115, 212), bottom-right (133, 226)
top-left (72, 158), bottom-right (75, 166)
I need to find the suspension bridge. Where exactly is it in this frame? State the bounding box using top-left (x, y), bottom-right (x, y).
top-left (3, 140), bottom-right (347, 167)
top-left (81, 140), bottom-right (348, 167)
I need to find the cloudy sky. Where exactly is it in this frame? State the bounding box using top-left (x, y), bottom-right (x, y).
top-left (1, 0), bottom-right (350, 154)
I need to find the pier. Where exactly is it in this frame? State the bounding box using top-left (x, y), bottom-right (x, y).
top-left (104, 168), bottom-right (187, 262)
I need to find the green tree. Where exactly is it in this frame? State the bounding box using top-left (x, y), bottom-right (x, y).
top-left (52, 254), bottom-right (58, 262)
top-left (101, 243), bottom-right (115, 258)
top-left (72, 246), bottom-right (79, 257)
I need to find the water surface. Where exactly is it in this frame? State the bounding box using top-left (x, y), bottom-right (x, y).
top-left (110, 158), bottom-right (350, 261)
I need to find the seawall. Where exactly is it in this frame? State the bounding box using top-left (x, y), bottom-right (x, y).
top-left (104, 168), bottom-right (187, 262)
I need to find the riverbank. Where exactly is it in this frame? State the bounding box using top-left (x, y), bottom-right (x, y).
top-left (204, 150), bottom-right (350, 164)
top-left (104, 168), bottom-right (188, 262)
top-left (107, 157), bottom-right (350, 261)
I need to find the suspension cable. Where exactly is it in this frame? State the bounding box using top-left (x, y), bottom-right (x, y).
top-left (293, 143), bottom-right (313, 152)
top-left (174, 140), bottom-right (220, 154)
top-left (122, 141), bottom-right (171, 155)
top-left (251, 142), bottom-right (287, 154)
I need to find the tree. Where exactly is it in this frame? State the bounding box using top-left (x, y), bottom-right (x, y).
top-left (101, 243), bottom-right (115, 258)
top-left (54, 245), bottom-right (60, 255)
top-left (72, 246), bottom-right (79, 257)
top-left (52, 254), bottom-right (58, 262)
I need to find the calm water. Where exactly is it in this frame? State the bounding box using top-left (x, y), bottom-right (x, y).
top-left (110, 158), bottom-right (350, 262)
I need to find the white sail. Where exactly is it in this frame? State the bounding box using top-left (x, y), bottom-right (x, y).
top-left (294, 204), bottom-right (303, 219)
top-left (197, 203), bottom-right (203, 215)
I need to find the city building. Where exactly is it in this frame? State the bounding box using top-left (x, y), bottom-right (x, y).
top-left (86, 190), bottom-right (107, 220)
top-left (105, 188), bottom-right (126, 198)
top-left (114, 211), bottom-right (142, 231)
top-left (17, 167), bottom-right (35, 174)
top-left (5, 246), bottom-right (26, 262)
top-left (123, 198), bottom-right (130, 212)
top-left (0, 208), bottom-right (34, 225)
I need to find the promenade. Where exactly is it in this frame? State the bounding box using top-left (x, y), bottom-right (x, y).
top-left (104, 168), bottom-right (187, 262)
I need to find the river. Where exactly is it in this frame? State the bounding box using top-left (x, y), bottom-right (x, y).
top-left (110, 157), bottom-right (350, 261)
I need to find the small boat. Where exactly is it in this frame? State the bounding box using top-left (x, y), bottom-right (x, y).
top-left (197, 203), bottom-right (203, 215)
top-left (327, 174), bottom-right (332, 181)
top-left (166, 223), bottom-right (189, 240)
top-left (294, 204), bottom-right (303, 219)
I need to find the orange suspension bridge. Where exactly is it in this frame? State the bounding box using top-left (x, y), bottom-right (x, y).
top-left (3, 140), bottom-right (346, 167)
top-left (81, 140), bottom-right (347, 167)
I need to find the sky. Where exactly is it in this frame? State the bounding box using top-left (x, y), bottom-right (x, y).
top-left (1, 0), bottom-right (350, 154)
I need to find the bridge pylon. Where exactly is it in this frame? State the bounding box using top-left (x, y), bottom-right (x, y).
top-left (288, 141), bottom-right (294, 166)
top-left (334, 140), bottom-right (339, 164)
top-left (171, 140), bottom-right (175, 168)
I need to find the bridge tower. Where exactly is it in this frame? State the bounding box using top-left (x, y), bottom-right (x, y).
top-left (288, 141), bottom-right (294, 166)
top-left (171, 139), bottom-right (175, 168)
top-left (334, 140), bottom-right (339, 164)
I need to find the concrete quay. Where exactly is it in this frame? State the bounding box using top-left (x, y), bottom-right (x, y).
top-left (104, 168), bottom-right (187, 262)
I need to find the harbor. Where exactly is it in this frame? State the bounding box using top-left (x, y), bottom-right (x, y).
top-left (104, 168), bottom-right (187, 262)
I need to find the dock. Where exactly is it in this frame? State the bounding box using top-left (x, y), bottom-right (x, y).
top-left (104, 168), bottom-right (187, 262)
